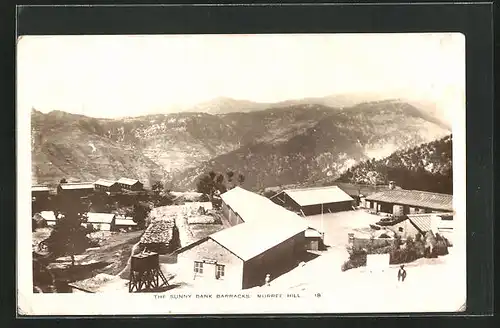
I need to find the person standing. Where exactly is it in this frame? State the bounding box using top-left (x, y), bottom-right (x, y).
top-left (397, 265), bottom-right (407, 282)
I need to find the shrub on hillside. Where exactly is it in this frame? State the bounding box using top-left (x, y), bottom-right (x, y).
top-left (432, 233), bottom-right (449, 256)
top-left (342, 231), bottom-right (450, 271)
top-left (341, 248), bottom-right (367, 272)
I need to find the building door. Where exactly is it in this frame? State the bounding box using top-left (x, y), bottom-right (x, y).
top-left (204, 263), bottom-right (216, 281)
top-left (310, 240), bottom-right (319, 251)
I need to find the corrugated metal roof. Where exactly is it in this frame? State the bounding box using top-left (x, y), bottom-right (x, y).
top-left (60, 183), bottom-right (95, 190)
top-left (117, 178), bottom-right (140, 186)
top-left (407, 212), bottom-right (454, 233)
top-left (334, 183), bottom-right (401, 197)
top-left (283, 186), bottom-right (354, 207)
top-left (32, 185), bottom-right (50, 192)
top-left (366, 189), bottom-right (453, 212)
top-left (95, 179), bottom-right (117, 187)
top-left (210, 216), bottom-right (307, 261)
top-left (407, 214), bottom-right (433, 233)
top-left (86, 212), bottom-right (116, 224)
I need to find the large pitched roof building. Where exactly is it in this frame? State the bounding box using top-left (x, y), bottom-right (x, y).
top-left (271, 185), bottom-right (355, 216)
top-left (365, 189), bottom-right (453, 215)
top-left (176, 187), bottom-right (310, 289)
top-left (94, 179), bottom-right (120, 192)
top-left (176, 215), bottom-right (307, 290)
top-left (117, 178), bottom-right (143, 191)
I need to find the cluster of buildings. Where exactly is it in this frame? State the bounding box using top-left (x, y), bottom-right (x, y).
top-left (32, 177), bottom-right (145, 231)
top-left (172, 181), bottom-right (454, 290)
top-left (32, 177), bottom-right (144, 201)
top-left (35, 210), bottom-right (138, 232)
top-left (174, 187), bottom-right (320, 290)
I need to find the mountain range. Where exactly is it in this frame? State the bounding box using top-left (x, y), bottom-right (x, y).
top-left (335, 134), bottom-right (453, 194)
top-left (31, 96), bottom-right (451, 190)
top-left (178, 94), bottom-right (451, 130)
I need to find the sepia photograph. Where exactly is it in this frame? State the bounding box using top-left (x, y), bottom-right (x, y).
top-left (17, 33), bottom-right (466, 315)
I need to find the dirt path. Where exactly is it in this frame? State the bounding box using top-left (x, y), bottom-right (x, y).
top-left (175, 208), bottom-right (196, 247)
top-left (117, 239), bottom-right (143, 279)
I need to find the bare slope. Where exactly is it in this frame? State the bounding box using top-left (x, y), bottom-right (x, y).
top-left (32, 100), bottom-right (449, 189)
top-left (171, 101), bottom-right (450, 191)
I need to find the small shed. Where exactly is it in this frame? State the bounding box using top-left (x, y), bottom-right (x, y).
top-left (86, 212), bottom-right (116, 231)
top-left (37, 210), bottom-right (58, 226)
top-left (117, 178), bottom-right (143, 191)
top-left (305, 227), bottom-right (324, 251)
top-left (114, 217), bottom-right (138, 231)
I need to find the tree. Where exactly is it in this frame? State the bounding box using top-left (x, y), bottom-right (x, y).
top-left (133, 202), bottom-right (150, 228)
top-left (88, 190), bottom-right (108, 213)
top-left (41, 210), bottom-right (90, 266)
top-left (216, 174), bottom-right (224, 185)
top-left (237, 173), bottom-right (245, 184)
top-left (152, 181), bottom-right (163, 195)
top-left (196, 174), bottom-right (215, 196)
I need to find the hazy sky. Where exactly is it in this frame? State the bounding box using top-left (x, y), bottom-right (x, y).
top-left (17, 33), bottom-right (465, 121)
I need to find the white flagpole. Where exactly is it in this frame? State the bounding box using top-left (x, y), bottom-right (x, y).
top-left (321, 203), bottom-right (324, 234)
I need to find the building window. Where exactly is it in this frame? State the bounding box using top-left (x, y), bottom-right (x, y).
top-left (194, 261), bottom-right (203, 274)
top-left (398, 227), bottom-right (404, 233)
top-left (216, 264), bottom-right (225, 279)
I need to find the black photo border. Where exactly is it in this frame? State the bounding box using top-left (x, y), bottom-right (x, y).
top-left (7, 1), bottom-right (495, 323)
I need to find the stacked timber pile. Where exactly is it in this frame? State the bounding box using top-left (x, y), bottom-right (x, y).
top-left (139, 206), bottom-right (178, 254)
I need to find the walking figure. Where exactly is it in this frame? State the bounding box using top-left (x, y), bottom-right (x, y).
top-left (397, 265), bottom-right (407, 282)
top-left (265, 274), bottom-right (271, 287)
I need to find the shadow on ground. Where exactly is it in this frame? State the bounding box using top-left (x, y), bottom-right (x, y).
top-left (49, 261), bottom-right (112, 284)
top-left (129, 282), bottom-right (188, 293)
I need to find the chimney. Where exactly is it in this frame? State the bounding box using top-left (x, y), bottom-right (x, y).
top-left (389, 181), bottom-right (396, 190)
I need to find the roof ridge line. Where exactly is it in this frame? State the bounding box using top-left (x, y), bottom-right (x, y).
top-left (285, 185), bottom-right (341, 192)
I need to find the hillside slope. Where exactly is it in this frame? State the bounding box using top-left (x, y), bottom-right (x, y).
top-left (32, 100), bottom-right (450, 190)
top-left (31, 105), bottom-right (336, 186)
top-left (171, 101), bottom-right (451, 191)
top-left (336, 135), bottom-right (452, 194)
